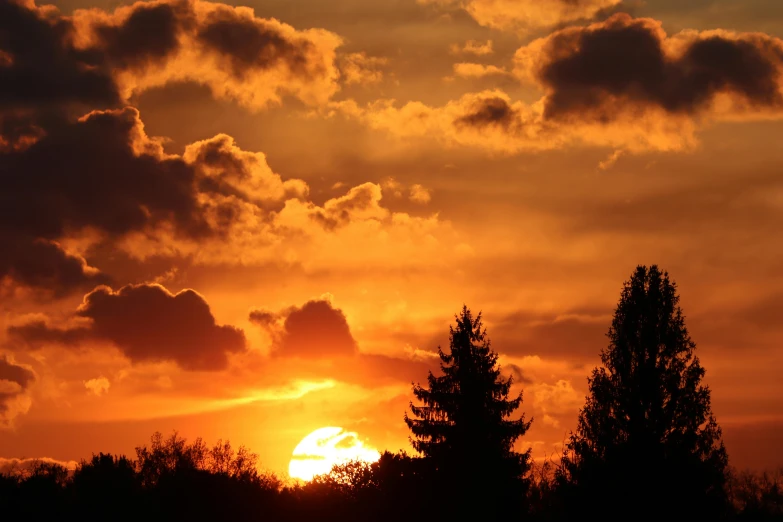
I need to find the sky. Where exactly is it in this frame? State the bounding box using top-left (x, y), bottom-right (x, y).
top-left (1, 0), bottom-right (782, 477)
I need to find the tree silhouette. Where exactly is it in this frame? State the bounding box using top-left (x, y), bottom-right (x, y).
top-left (560, 265), bottom-right (729, 518)
top-left (405, 305), bottom-right (532, 518)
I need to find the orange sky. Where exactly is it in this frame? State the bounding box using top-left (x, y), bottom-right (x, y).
top-left (1, 0), bottom-right (783, 477)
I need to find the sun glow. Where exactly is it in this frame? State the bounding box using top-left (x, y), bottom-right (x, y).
top-left (288, 427), bottom-right (381, 481)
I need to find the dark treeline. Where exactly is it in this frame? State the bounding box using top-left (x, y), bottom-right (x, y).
top-left (2, 265), bottom-right (782, 521)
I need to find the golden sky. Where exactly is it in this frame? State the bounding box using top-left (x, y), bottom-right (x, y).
top-left (1, 0), bottom-right (783, 476)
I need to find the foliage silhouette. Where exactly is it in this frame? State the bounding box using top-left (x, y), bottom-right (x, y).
top-left (728, 467), bottom-right (783, 520)
top-left (559, 265), bottom-right (729, 519)
top-left (404, 305), bottom-right (532, 519)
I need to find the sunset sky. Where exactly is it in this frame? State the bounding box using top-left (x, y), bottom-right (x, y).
top-left (1, 0), bottom-right (782, 477)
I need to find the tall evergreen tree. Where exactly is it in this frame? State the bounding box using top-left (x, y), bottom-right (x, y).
top-left (405, 305), bottom-right (532, 518)
top-left (560, 265), bottom-right (729, 518)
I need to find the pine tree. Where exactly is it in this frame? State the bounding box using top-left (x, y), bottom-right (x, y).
top-left (404, 305), bottom-right (532, 518)
top-left (561, 265), bottom-right (729, 518)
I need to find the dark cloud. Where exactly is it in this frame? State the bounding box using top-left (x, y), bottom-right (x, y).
top-left (0, 355), bottom-right (34, 390)
top-left (0, 355), bottom-right (35, 426)
top-left (531, 13), bottom-right (783, 119)
top-left (0, 106), bottom-right (204, 240)
top-left (0, 0), bottom-right (345, 295)
top-left (0, 0), bottom-right (118, 112)
top-left (0, 106), bottom-right (209, 295)
top-left (455, 96), bottom-right (518, 128)
top-left (95, 1), bottom-right (185, 70)
top-left (9, 283), bottom-right (246, 371)
top-left (196, 6), bottom-right (315, 79)
top-left (249, 299), bottom-right (437, 387)
top-left (252, 299), bottom-right (358, 358)
top-left (248, 309), bottom-right (277, 327)
top-left (0, 236), bottom-right (109, 298)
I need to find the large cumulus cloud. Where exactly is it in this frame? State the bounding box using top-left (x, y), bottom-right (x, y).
top-left (0, 0), bottom-right (348, 148)
top-left (8, 283), bottom-right (246, 371)
top-left (71, 0), bottom-right (344, 109)
top-left (515, 13), bottom-right (783, 119)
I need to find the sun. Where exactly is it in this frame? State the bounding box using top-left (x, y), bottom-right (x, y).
top-left (288, 427), bottom-right (381, 481)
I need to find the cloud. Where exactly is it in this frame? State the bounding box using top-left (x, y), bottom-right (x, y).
top-left (515, 14), bottom-right (783, 120)
top-left (336, 15), bottom-right (783, 155)
top-left (0, 106), bottom-right (206, 294)
top-left (0, 0), bottom-right (347, 121)
top-left (183, 133), bottom-right (308, 206)
top-left (0, 104), bottom-right (317, 292)
top-left (339, 52), bottom-right (388, 85)
top-left (409, 184), bottom-right (432, 204)
top-left (8, 283), bottom-right (246, 371)
top-left (528, 379), bottom-right (584, 427)
top-left (1, 236), bottom-right (109, 298)
top-left (452, 62), bottom-right (509, 79)
top-left (71, 0), bottom-right (344, 110)
top-left (450, 39), bottom-right (493, 56)
top-left (84, 376), bottom-right (111, 396)
top-left (304, 182), bottom-right (390, 230)
top-left (251, 299), bottom-right (358, 358)
top-left (598, 149), bottom-right (624, 170)
top-left (419, 0), bottom-right (621, 34)
top-left (0, 106), bottom-right (206, 241)
top-left (0, 0), bottom-right (119, 113)
top-left (337, 90), bottom-right (683, 153)
top-left (0, 101), bottom-right (458, 295)
top-left (249, 299), bottom-right (437, 388)
top-left (0, 355), bottom-right (35, 428)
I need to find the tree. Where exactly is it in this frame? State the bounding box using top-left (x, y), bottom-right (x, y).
top-left (404, 305), bottom-right (532, 518)
top-left (560, 265), bottom-right (729, 518)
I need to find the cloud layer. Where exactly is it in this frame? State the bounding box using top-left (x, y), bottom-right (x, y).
top-left (338, 14), bottom-right (783, 154)
top-left (420, 0), bottom-right (621, 34)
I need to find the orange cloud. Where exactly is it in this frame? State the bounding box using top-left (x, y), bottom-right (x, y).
top-left (450, 39), bottom-right (493, 56)
top-left (339, 52), bottom-right (388, 86)
top-left (420, 0), bottom-right (621, 34)
top-left (452, 62), bottom-right (509, 78)
top-left (84, 376), bottom-right (111, 396)
top-left (409, 184), bottom-right (432, 204)
top-left (334, 90), bottom-right (698, 153)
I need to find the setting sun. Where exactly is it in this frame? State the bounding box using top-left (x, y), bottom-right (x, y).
top-left (288, 427), bottom-right (381, 481)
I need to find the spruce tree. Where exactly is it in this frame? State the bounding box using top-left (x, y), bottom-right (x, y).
top-left (561, 265), bottom-right (728, 518)
top-left (405, 305), bottom-right (532, 518)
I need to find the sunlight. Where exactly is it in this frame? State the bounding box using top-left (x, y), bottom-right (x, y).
top-left (288, 427), bottom-right (380, 481)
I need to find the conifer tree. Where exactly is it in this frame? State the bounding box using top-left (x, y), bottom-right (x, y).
top-left (561, 265), bottom-right (729, 518)
top-left (405, 305), bottom-right (532, 517)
